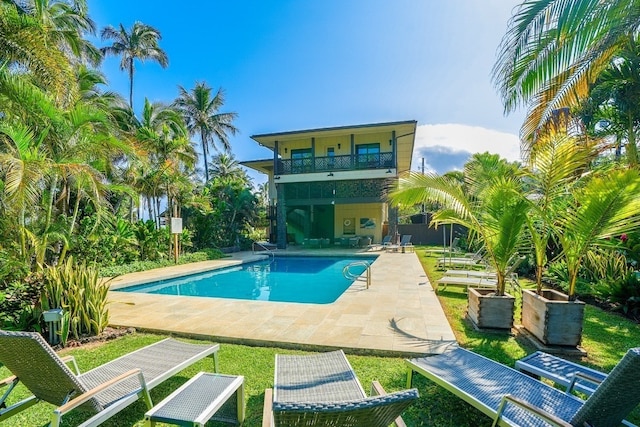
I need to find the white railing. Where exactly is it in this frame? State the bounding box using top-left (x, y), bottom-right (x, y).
top-left (343, 261), bottom-right (372, 289)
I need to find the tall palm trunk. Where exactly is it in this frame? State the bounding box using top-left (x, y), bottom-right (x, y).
top-left (128, 57), bottom-right (134, 110)
top-left (200, 128), bottom-right (209, 182)
top-left (627, 113), bottom-right (638, 166)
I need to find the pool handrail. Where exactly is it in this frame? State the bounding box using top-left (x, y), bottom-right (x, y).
top-left (252, 241), bottom-right (276, 260)
top-left (343, 260), bottom-right (372, 289)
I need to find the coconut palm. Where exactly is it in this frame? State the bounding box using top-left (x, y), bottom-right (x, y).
top-left (208, 152), bottom-right (248, 182)
top-left (134, 99), bottom-right (195, 227)
top-left (174, 82), bottom-right (238, 182)
top-left (577, 36), bottom-right (640, 165)
top-left (0, 1), bottom-right (73, 100)
top-left (21, 0), bottom-right (100, 65)
top-left (100, 21), bottom-right (168, 110)
top-left (492, 0), bottom-right (640, 150)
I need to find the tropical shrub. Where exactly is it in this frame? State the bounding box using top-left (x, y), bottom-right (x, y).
top-left (42, 258), bottom-right (111, 345)
top-left (593, 271), bottom-right (640, 321)
top-left (98, 248), bottom-right (225, 277)
top-left (0, 272), bottom-right (44, 331)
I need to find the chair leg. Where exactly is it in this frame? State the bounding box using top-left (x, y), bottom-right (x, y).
top-left (262, 388), bottom-right (273, 427)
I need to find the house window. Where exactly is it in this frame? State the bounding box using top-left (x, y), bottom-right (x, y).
top-left (291, 148), bottom-right (312, 173)
top-left (356, 143), bottom-right (380, 168)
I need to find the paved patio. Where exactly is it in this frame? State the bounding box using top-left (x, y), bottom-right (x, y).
top-left (107, 248), bottom-right (457, 356)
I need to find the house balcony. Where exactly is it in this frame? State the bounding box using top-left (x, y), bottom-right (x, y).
top-left (275, 152), bottom-right (394, 175)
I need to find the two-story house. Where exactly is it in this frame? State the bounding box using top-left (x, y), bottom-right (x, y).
top-left (241, 120), bottom-right (417, 249)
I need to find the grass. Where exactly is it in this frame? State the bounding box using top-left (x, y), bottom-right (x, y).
top-left (2, 245), bottom-right (640, 426)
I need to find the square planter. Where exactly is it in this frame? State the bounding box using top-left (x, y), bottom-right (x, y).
top-left (522, 289), bottom-right (585, 347)
top-left (467, 288), bottom-right (515, 330)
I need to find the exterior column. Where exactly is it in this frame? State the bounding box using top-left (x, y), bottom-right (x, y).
top-left (391, 130), bottom-right (396, 169)
top-left (388, 204), bottom-right (399, 244)
top-left (350, 134), bottom-right (355, 167)
top-left (311, 137), bottom-right (315, 172)
top-left (276, 183), bottom-right (287, 249)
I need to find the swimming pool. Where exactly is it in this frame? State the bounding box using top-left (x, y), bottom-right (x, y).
top-left (114, 256), bottom-right (377, 304)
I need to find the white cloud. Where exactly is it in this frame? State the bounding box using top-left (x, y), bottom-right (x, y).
top-left (412, 124), bottom-right (521, 174)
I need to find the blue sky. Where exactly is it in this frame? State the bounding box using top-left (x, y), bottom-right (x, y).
top-left (87, 0), bottom-right (526, 182)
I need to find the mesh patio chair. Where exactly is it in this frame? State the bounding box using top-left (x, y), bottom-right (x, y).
top-left (263, 350), bottom-right (418, 427)
top-left (0, 330), bottom-right (219, 427)
top-left (406, 346), bottom-right (640, 427)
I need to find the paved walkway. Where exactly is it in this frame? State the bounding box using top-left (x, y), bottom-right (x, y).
top-left (107, 249), bottom-right (457, 356)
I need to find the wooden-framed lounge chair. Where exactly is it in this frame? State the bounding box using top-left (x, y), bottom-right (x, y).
top-left (406, 346), bottom-right (640, 427)
top-left (0, 330), bottom-right (219, 427)
top-left (263, 350), bottom-right (419, 427)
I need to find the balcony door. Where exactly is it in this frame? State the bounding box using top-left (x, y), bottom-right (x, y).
top-left (291, 148), bottom-right (312, 173)
top-left (356, 143), bottom-right (380, 168)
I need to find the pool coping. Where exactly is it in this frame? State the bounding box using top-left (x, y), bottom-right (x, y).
top-left (107, 249), bottom-right (457, 356)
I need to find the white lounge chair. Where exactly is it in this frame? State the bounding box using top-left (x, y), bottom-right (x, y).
top-left (436, 275), bottom-right (498, 292)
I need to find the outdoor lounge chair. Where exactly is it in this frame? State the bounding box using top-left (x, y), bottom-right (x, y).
top-left (0, 330), bottom-right (219, 427)
top-left (262, 350), bottom-right (419, 427)
top-left (406, 346), bottom-right (640, 427)
top-left (386, 235), bottom-right (414, 253)
top-left (437, 256), bottom-right (524, 292)
top-left (436, 249), bottom-right (486, 268)
top-left (442, 269), bottom-right (497, 278)
top-left (368, 235), bottom-right (392, 251)
top-left (436, 275), bottom-right (498, 292)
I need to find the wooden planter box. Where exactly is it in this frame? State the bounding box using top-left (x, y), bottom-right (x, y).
top-left (522, 289), bottom-right (585, 347)
top-left (467, 288), bottom-right (515, 330)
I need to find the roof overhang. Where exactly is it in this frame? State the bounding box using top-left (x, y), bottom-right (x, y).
top-left (239, 158), bottom-right (274, 175)
top-left (250, 120), bottom-right (417, 173)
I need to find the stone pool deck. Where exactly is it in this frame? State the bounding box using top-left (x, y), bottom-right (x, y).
top-left (107, 248), bottom-right (457, 356)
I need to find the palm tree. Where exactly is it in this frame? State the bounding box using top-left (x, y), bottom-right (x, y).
top-left (174, 82), bottom-right (238, 182)
top-left (389, 161), bottom-right (530, 296)
top-left (492, 0), bottom-right (640, 149)
top-left (208, 152), bottom-right (248, 182)
top-left (24, 0), bottom-right (100, 64)
top-left (577, 36), bottom-right (640, 166)
top-left (134, 99), bottom-right (195, 227)
top-left (0, 1), bottom-right (73, 100)
top-left (522, 132), bottom-right (599, 293)
top-left (554, 168), bottom-right (640, 299)
top-left (100, 21), bottom-right (168, 110)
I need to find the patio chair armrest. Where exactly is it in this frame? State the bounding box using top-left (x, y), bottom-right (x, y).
top-left (370, 381), bottom-right (407, 427)
top-left (60, 355), bottom-right (80, 375)
top-left (567, 371), bottom-right (604, 395)
top-left (54, 368), bottom-right (148, 417)
top-left (493, 395), bottom-right (572, 427)
top-left (262, 388), bottom-right (273, 427)
top-left (0, 375), bottom-right (17, 388)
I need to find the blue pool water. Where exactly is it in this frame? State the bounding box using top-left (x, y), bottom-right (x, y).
top-left (115, 256), bottom-right (376, 304)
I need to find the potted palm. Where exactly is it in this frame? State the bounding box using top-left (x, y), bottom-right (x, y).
top-left (523, 166), bottom-right (640, 346)
top-left (390, 153), bottom-right (528, 330)
top-left (520, 134), bottom-right (594, 346)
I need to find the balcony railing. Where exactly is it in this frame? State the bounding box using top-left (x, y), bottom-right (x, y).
top-left (276, 152), bottom-right (393, 175)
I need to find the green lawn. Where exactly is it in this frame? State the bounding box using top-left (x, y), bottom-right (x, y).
top-left (2, 246), bottom-right (639, 426)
